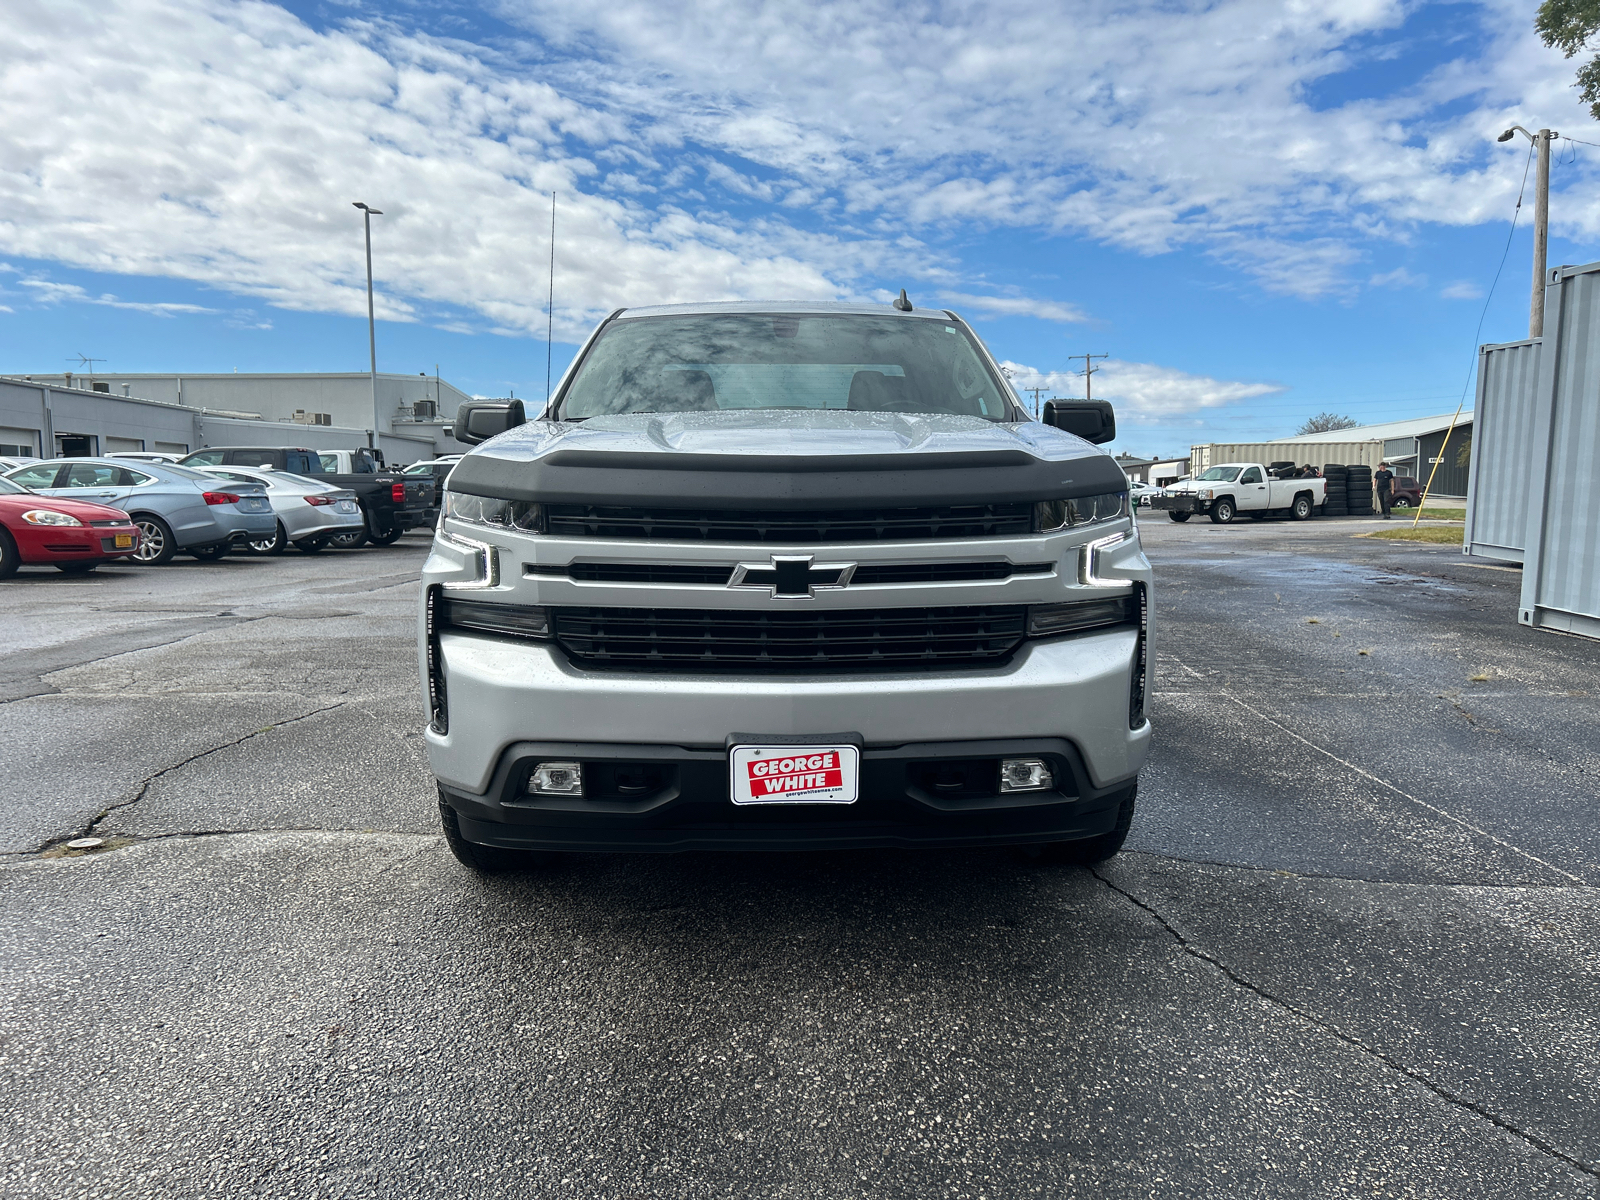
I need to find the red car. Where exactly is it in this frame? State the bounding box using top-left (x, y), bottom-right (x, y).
top-left (0, 475), bottom-right (141, 576)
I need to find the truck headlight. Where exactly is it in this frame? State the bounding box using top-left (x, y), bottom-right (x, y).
top-left (1034, 491), bottom-right (1128, 532)
top-left (444, 491), bottom-right (543, 532)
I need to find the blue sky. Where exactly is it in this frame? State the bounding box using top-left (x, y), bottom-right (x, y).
top-left (4, 0), bottom-right (1599, 459)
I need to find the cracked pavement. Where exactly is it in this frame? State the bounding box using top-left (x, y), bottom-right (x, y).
top-left (2, 520), bottom-right (1598, 1198)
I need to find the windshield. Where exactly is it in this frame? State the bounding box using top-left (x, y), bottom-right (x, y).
top-left (0, 476), bottom-right (28, 495)
top-left (557, 314), bottom-right (1015, 420)
top-left (1197, 467), bottom-right (1242, 482)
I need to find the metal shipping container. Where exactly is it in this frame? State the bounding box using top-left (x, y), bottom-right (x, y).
top-left (1518, 263), bottom-right (1600, 639)
top-left (1462, 338), bottom-right (1540, 563)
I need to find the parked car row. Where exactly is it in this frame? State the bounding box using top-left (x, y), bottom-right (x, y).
top-left (0, 448), bottom-right (452, 576)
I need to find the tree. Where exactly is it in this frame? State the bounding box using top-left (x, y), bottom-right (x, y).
top-left (1537, 0), bottom-right (1600, 119)
top-left (1294, 412), bottom-right (1360, 436)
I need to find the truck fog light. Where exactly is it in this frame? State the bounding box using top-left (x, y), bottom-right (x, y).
top-left (529, 762), bottom-right (583, 795)
top-left (999, 758), bottom-right (1054, 792)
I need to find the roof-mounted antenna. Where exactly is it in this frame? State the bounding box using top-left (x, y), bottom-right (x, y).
top-left (892, 288), bottom-right (913, 312)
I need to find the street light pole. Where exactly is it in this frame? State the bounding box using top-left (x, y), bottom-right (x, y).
top-left (1498, 126), bottom-right (1557, 338)
top-left (353, 202), bottom-right (384, 449)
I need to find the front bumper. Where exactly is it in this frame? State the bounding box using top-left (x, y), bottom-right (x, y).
top-left (427, 626), bottom-right (1149, 828)
top-left (15, 522), bottom-right (140, 563)
top-left (1150, 495), bottom-right (1205, 513)
top-left (441, 736), bottom-right (1136, 852)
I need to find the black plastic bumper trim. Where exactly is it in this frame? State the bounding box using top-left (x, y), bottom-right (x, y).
top-left (438, 736), bottom-right (1136, 853)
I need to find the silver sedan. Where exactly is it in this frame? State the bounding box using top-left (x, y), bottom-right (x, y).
top-left (195, 466), bottom-right (365, 554)
top-left (2, 458), bottom-right (276, 565)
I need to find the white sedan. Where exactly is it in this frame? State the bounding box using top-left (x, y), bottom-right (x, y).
top-left (196, 466), bottom-right (365, 554)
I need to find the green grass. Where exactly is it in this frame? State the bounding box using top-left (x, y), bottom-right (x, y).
top-left (1357, 526), bottom-right (1464, 545)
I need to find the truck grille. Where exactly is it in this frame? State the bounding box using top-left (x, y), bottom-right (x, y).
top-left (552, 605), bottom-right (1027, 671)
top-left (543, 503), bottom-right (1034, 543)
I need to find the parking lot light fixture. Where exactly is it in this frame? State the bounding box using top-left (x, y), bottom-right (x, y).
top-left (353, 202), bottom-right (384, 449)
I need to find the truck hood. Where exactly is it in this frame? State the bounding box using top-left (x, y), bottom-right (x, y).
top-left (448, 410), bottom-right (1127, 509)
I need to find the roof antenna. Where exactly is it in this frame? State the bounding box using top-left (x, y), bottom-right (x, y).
top-left (892, 288), bottom-right (913, 312)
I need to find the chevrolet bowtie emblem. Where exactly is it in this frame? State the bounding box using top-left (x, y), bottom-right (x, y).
top-left (729, 555), bottom-right (858, 598)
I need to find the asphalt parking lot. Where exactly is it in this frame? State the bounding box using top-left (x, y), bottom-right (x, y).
top-left (2, 518), bottom-right (1598, 1199)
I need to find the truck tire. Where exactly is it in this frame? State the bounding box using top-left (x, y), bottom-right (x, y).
top-left (188, 542), bottom-right (233, 561)
top-left (368, 525), bottom-right (404, 546)
top-left (56, 562), bottom-right (98, 574)
top-left (1040, 781), bottom-right (1137, 865)
top-left (1290, 494), bottom-right (1313, 520)
top-left (293, 535), bottom-right (329, 553)
top-left (1167, 511), bottom-right (1191, 522)
top-left (1209, 497), bottom-right (1236, 524)
top-left (327, 526), bottom-right (369, 550)
top-left (438, 793), bottom-right (548, 873)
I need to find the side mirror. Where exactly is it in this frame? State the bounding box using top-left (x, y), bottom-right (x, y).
top-left (452, 400), bottom-right (526, 446)
top-left (1042, 400), bottom-right (1115, 445)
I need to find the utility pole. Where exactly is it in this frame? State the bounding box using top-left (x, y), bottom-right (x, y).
top-left (353, 202), bottom-right (384, 448)
top-left (1498, 126), bottom-right (1557, 338)
top-left (1069, 353), bottom-right (1108, 402)
top-left (1024, 386), bottom-right (1047, 416)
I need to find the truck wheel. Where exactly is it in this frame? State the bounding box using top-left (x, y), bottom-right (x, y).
top-left (439, 794), bottom-right (539, 873)
top-left (188, 542), bottom-right (233, 561)
top-left (1040, 781), bottom-right (1137, 865)
top-left (368, 526), bottom-right (404, 546)
top-left (1290, 495), bottom-right (1313, 521)
top-left (1210, 498), bottom-right (1236, 524)
top-left (327, 526), bottom-right (369, 550)
top-left (293, 535), bottom-right (329, 553)
top-left (1167, 511), bottom-right (1191, 523)
top-left (55, 562), bottom-right (98, 574)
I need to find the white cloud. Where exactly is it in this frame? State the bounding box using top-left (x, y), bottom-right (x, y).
top-left (939, 292), bottom-right (1088, 324)
top-left (1370, 267), bottom-right (1427, 288)
top-left (1000, 358), bottom-right (1283, 421)
top-left (19, 279), bottom-right (216, 316)
top-left (1441, 280), bottom-right (1485, 299)
top-left (0, 0), bottom-right (1592, 338)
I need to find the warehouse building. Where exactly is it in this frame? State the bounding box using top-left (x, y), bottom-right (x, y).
top-left (0, 371), bottom-right (480, 464)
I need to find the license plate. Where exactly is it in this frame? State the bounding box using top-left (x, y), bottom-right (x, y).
top-left (242, 498), bottom-right (267, 510)
top-left (334, 500), bottom-right (358, 513)
top-left (114, 534), bottom-right (133, 548)
top-left (729, 744), bottom-right (860, 805)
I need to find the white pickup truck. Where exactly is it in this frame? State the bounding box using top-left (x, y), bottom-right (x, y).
top-left (1150, 463), bottom-right (1325, 524)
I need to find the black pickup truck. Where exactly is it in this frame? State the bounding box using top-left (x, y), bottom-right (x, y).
top-left (177, 446), bottom-right (434, 547)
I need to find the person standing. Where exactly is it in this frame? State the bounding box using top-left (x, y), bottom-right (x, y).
top-left (1375, 462), bottom-right (1395, 519)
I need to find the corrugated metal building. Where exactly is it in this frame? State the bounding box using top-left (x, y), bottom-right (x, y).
top-left (0, 376), bottom-right (464, 465)
top-left (1464, 338), bottom-right (1541, 562)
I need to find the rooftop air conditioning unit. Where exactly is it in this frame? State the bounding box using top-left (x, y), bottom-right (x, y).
top-left (291, 410), bottom-right (332, 426)
top-left (412, 399), bottom-right (438, 420)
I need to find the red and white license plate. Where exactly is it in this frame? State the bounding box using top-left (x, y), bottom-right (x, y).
top-left (729, 744), bottom-right (860, 805)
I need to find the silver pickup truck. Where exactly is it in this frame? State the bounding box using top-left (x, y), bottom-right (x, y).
top-left (418, 299), bottom-right (1152, 870)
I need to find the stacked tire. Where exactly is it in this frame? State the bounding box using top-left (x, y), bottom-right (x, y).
top-left (1345, 464), bottom-right (1375, 516)
top-left (1322, 464), bottom-right (1349, 516)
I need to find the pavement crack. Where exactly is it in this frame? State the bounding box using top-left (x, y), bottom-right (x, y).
top-left (1090, 866), bottom-right (1600, 1181)
top-left (67, 703), bottom-right (348, 843)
